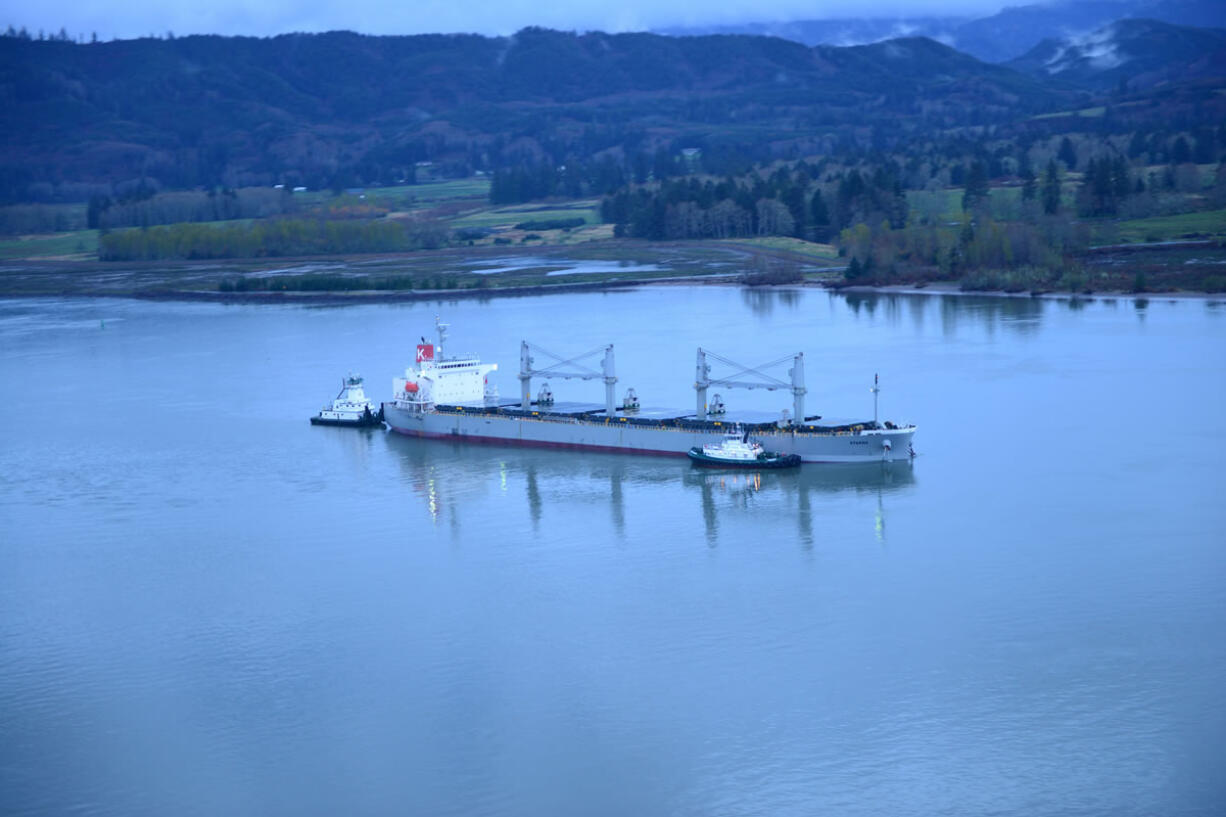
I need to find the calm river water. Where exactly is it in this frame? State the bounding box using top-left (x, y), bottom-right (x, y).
top-left (2, 287), bottom-right (1224, 816)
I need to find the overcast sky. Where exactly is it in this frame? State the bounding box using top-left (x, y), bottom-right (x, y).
top-left (6, 0), bottom-right (1012, 41)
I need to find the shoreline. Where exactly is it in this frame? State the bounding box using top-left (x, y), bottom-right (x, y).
top-left (825, 281), bottom-right (1225, 301)
top-left (4, 276), bottom-right (1222, 305)
top-left (2, 240), bottom-right (1223, 303)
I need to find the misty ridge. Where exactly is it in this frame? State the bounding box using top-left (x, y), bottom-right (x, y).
top-left (660, 0), bottom-right (1225, 61)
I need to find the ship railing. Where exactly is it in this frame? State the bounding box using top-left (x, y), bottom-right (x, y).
top-left (426, 408), bottom-right (866, 438)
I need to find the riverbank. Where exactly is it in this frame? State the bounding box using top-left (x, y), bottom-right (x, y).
top-left (1, 240), bottom-right (1222, 302)
top-left (0, 242), bottom-right (786, 300)
top-left (831, 281), bottom-right (1225, 301)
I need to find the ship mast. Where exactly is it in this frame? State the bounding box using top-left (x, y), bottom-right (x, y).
top-left (435, 315), bottom-right (449, 358)
top-left (871, 373), bottom-right (879, 428)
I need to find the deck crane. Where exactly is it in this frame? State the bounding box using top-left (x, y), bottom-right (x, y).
top-left (519, 341), bottom-right (618, 416)
top-left (694, 347), bottom-right (806, 425)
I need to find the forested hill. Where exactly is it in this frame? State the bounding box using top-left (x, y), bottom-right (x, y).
top-left (1, 27), bottom-right (1064, 200)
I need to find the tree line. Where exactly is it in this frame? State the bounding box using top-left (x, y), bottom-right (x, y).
top-left (88, 186), bottom-right (297, 230)
top-left (599, 162), bottom-right (908, 241)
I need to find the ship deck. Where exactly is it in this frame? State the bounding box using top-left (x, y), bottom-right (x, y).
top-left (431, 401), bottom-right (884, 435)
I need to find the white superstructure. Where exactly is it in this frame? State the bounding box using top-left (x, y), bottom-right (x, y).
top-left (699, 427), bottom-right (764, 462)
top-left (392, 318), bottom-right (498, 410)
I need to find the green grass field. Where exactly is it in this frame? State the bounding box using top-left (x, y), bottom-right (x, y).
top-left (906, 186), bottom-right (1032, 223)
top-left (720, 236), bottom-right (840, 261)
top-left (294, 178), bottom-right (492, 209)
top-left (0, 229), bottom-right (98, 259)
top-left (1112, 209), bottom-right (1226, 243)
top-left (449, 204), bottom-right (599, 230)
top-left (408, 178), bottom-right (491, 200)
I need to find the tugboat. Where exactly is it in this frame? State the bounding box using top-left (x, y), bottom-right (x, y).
top-left (310, 374), bottom-right (384, 428)
top-left (687, 426), bottom-right (802, 469)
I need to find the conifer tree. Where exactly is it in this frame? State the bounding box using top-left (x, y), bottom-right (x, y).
top-left (962, 160), bottom-right (989, 211)
top-left (1042, 160), bottom-right (1061, 215)
top-left (1057, 137), bottom-right (1078, 171)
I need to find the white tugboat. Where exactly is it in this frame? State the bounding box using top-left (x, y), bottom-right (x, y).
top-left (687, 426), bottom-right (802, 468)
top-left (310, 374), bottom-right (383, 427)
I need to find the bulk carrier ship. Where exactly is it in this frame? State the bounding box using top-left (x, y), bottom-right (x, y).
top-left (382, 319), bottom-right (916, 463)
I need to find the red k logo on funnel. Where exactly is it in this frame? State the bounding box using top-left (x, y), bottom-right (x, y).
top-left (416, 344), bottom-right (434, 363)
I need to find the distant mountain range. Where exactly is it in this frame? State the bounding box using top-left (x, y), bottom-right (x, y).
top-left (658, 0), bottom-right (1226, 62)
top-left (0, 28), bottom-right (1060, 195)
top-left (0, 17), bottom-right (1223, 200)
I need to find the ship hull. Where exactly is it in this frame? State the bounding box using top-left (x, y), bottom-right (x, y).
top-left (383, 404), bottom-right (915, 463)
top-left (310, 406), bottom-right (384, 428)
top-left (310, 414), bottom-right (383, 428)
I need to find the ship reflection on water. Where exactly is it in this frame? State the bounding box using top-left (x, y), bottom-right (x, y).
top-left (683, 459), bottom-right (915, 547)
top-left (384, 433), bottom-right (916, 547)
